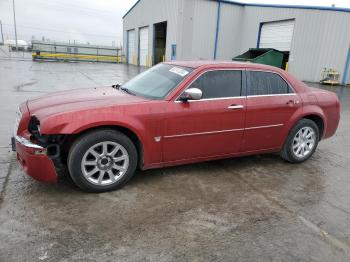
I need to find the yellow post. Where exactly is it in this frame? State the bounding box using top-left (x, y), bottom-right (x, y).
top-left (285, 62), bottom-right (289, 71)
top-left (162, 55), bottom-right (165, 62)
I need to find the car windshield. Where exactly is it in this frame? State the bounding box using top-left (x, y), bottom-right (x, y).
top-left (121, 63), bottom-right (193, 99)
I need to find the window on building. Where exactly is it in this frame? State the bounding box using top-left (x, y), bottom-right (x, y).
top-left (189, 70), bottom-right (242, 99)
top-left (246, 71), bottom-right (292, 96)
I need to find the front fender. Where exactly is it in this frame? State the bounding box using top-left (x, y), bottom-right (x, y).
top-left (38, 108), bottom-right (156, 166)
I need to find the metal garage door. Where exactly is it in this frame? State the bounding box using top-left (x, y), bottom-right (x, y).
top-left (139, 27), bottom-right (149, 66)
top-left (259, 20), bottom-right (295, 51)
top-left (127, 30), bottom-right (135, 64)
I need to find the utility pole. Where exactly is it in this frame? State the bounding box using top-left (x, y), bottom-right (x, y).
top-left (12, 0), bottom-right (18, 50)
top-left (0, 20), bottom-right (4, 45)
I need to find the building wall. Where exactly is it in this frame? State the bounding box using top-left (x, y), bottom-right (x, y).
top-left (238, 6), bottom-right (350, 82)
top-left (123, 0), bottom-right (181, 64)
top-left (184, 0), bottom-right (217, 60)
top-left (123, 0), bottom-right (350, 83)
top-left (216, 2), bottom-right (243, 60)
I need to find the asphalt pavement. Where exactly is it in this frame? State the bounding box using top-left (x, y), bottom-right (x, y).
top-left (0, 51), bottom-right (350, 261)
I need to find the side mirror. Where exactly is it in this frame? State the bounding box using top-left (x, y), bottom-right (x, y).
top-left (180, 88), bottom-right (202, 101)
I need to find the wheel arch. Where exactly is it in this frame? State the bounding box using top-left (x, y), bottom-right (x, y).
top-left (301, 114), bottom-right (325, 139)
top-left (62, 124), bottom-right (145, 169)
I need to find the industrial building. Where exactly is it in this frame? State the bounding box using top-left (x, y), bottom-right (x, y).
top-left (122, 0), bottom-right (350, 84)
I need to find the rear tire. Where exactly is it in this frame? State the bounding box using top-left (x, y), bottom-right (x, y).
top-left (281, 119), bottom-right (319, 163)
top-left (68, 129), bottom-right (138, 193)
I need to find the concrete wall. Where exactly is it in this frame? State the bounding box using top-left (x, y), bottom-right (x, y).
top-left (123, 0), bottom-right (350, 83)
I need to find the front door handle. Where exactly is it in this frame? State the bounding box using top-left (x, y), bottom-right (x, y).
top-left (227, 104), bottom-right (244, 110)
top-left (286, 100), bottom-right (300, 105)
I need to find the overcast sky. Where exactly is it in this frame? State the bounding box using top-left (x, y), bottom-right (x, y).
top-left (0, 0), bottom-right (349, 46)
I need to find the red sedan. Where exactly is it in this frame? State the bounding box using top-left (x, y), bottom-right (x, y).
top-left (13, 61), bottom-right (340, 192)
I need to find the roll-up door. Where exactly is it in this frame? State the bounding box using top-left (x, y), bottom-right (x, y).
top-left (127, 29), bottom-right (135, 64)
top-left (139, 27), bottom-right (149, 66)
top-left (259, 20), bottom-right (295, 51)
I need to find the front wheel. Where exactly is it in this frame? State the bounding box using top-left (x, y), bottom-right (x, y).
top-left (281, 119), bottom-right (319, 163)
top-left (68, 129), bottom-right (138, 192)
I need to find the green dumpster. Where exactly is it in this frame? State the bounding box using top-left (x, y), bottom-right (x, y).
top-left (233, 48), bottom-right (287, 69)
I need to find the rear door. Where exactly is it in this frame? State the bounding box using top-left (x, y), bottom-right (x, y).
top-left (163, 69), bottom-right (246, 162)
top-left (242, 70), bottom-right (301, 151)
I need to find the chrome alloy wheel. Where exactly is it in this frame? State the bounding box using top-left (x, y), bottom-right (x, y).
top-left (292, 127), bottom-right (316, 159)
top-left (81, 141), bottom-right (129, 186)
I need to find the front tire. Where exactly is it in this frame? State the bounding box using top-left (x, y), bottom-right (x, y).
top-left (281, 119), bottom-right (319, 163)
top-left (68, 129), bottom-right (138, 193)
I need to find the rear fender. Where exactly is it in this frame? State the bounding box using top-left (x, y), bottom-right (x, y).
top-left (283, 105), bottom-right (326, 145)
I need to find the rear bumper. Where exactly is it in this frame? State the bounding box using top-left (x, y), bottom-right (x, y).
top-left (13, 136), bottom-right (58, 184)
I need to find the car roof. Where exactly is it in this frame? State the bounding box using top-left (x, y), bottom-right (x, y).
top-left (164, 60), bottom-right (281, 72)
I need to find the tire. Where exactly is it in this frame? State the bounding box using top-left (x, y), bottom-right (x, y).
top-left (68, 129), bottom-right (138, 193)
top-left (280, 119), bottom-right (319, 163)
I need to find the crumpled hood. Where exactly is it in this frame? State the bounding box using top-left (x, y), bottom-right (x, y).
top-left (27, 86), bottom-right (149, 118)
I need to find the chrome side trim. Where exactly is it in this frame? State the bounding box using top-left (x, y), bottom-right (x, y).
top-left (15, 136), bottom-right (44, 149)
top-left (164, 124), bottom-right (284, 139)
top-left (247, 93), bottom-right (297, 98)
top-left (163, 128), bottom-right (244, 139)
top-left (245, 124), bottom-right (284, 130)
top-left (174, 96), bottom-right (245, 103)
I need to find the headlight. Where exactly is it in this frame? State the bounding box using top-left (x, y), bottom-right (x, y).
top-left (14, 107), bottom-right (22, 135)
top-left (28, 116), bottom-right (41, 135)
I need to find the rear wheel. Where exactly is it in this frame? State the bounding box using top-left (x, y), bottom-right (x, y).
top-left (68, 129), bottom-right (138, 192)
top-left (281, 119), bottom-right (319, 163)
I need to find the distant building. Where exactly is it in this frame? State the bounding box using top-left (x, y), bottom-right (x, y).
top-left (123, 0), bottom-right (350, 84)
top-left (4, 39), bottom-right (29, 51)
top-left (31, 40), bottom-right (123, 63)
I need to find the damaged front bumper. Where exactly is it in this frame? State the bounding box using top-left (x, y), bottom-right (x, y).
top-left (12, 135), bottom-right (58, 183)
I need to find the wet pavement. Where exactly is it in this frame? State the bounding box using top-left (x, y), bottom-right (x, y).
top-left (1, 53), bottom-right (350, 261)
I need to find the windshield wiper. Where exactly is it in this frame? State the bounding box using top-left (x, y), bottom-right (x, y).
top-left (120, 87), bottom-right (136, 96)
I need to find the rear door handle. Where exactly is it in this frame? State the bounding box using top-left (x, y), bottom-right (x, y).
top-left (227, 104), bottom-right (244, 110)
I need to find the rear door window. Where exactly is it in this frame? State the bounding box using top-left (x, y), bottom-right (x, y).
top-left (189, 70), bottom-right (242, 99)
top-left (246, 71), bottom-right (292, 96)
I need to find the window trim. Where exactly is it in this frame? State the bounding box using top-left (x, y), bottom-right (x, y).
top-left (174, 68), bottom-right (245, 102)
top-left (245, 69), bottom-right (296, 97)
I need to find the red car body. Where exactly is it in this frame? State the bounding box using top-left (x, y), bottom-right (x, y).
top-left (14, 61), bottom-right (340, 184)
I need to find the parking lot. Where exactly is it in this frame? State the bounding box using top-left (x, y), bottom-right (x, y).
top-left (0, 54), bottom-right (350, 261)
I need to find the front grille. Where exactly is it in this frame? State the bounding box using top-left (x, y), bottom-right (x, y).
top-left (14, 107), bottom-right (22, 135)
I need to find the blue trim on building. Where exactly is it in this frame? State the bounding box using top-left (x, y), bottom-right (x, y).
top-left (123, 0), bottom-right (350, 19)
top-left (256, 22), bottom-right (262, 48)
top-left (216, 0), bottom-right (350, 13)
top-left (243, 2), bottom-right (350, 12)
top-left (341, 48), bottom-right (350, 85)
top-left (213, 2), bottom-right (221, 60)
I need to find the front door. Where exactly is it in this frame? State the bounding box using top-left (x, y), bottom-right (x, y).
top-left (243, 70), bottom-right (301, 151)
top-left (163, 69), bottom-right (246, 162)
